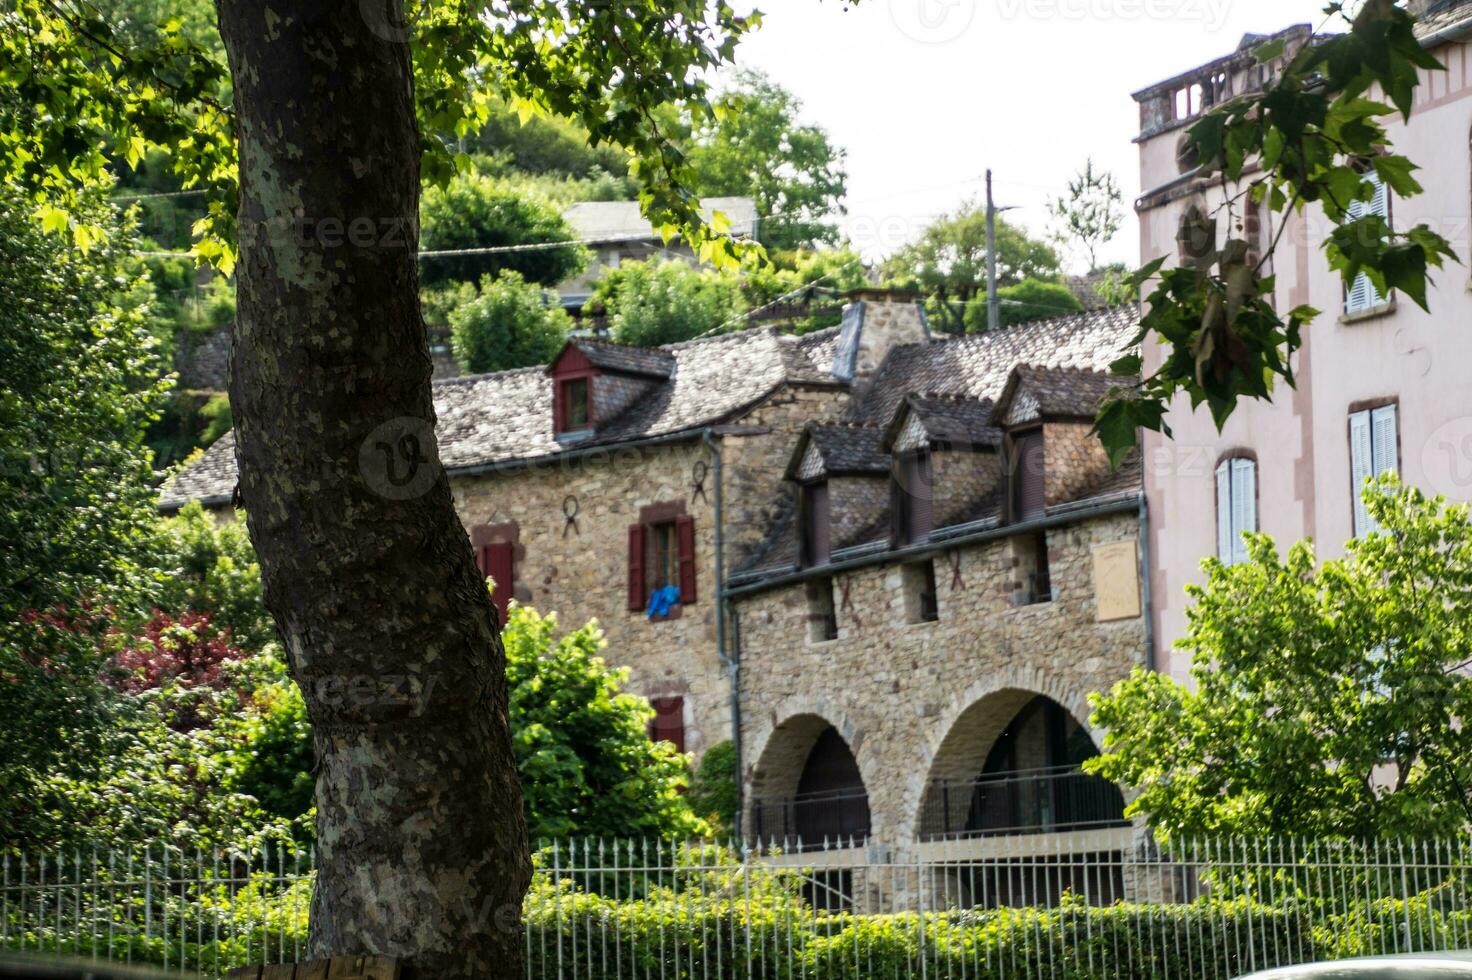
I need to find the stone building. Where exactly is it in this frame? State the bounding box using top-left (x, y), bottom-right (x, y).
top-left (161, 290), bottom-right (1147, 879)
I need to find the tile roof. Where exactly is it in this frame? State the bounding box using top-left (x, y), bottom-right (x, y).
top-left (882, 394), bottom-right (1002, 453)
top-left (566, 337), bottom-right (674, 378)
top-left (562, 198), bottom-right (758, 243)
top-left (991, 363), bottom-right (1126, 426)
top-left (844, 305), bottom-right (1141, 427)
top-left (787, 423), bottom-right (890, 480)
top-left (1413, 0), bottom-right (1472, 40)
top-left (159, 324), bottom-right (845, 510)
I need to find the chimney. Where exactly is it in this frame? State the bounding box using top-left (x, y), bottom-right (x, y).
top-left (831, 288), bottom-right (931, 383)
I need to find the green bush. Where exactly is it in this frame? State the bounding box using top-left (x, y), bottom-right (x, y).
top-left (687, 740), bottom-right (739, 832)
top-left (152, 502), bottom-right (274, 651)
top-left (419, 172), bottom-right (588, 288)
top-left (591, 258), bottom-right (746, 347)
top-left (962, 277), bottom-right (1082, 332)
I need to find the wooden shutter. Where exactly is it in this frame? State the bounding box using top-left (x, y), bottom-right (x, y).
top-left (1345, 174), bottom-right (1389, 313)
top-left (1216, 460), bottom-right (1234, 561)
top-left (805, 482), bottom-right (832, 566)
top-left (675, 515), bottom-right (697, 603)
top-left (627, 523), bottom-right (646, 610)
top-left (1350, 409), bottom-right (1375, 537)
top-left (649, 697), bottom-right (686, 754)
top-left (1014, 431), bottom-right (1045, 521)
top-left (1230, 459), bottom-right (1256, 566)
top-left (1371, 404), bottom-right (1398, 478)
top-left (909, 454), bottom-right (934, 543)
top-left (482, 542), bottom-right (514, 623)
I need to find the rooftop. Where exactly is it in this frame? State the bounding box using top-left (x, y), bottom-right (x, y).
top-left (562, 197), bottom-right (759, 245)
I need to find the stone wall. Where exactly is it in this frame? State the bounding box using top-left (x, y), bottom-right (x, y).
top-left (828, 474), bottom-right (890, 548)
top-left (1044, 421), bottom-right (1113, 506)
top-left (931, 448), bottom-right (1002, 527)
top-left (734, 510), bottom-right (1145, 857)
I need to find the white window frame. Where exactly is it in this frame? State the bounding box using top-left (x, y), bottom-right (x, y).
top-left (1344, 172), bottom-right (1390, 315)
top-left (1215, 457), bottom-right (1258, 566)
top-left (1350, 403), bottom-right (1399, 537)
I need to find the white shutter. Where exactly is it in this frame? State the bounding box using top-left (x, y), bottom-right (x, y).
top-left (1371, 404), bottom-right (1398, 478)
top-left (1350, 409), bottom-right (1375, 537)
top-left (1231, 459), bottom-right (1257, 566)
top-left (1216, 460), bottom-right (1234, 562)
top-left (1344, 173), bottom-right (1388, 314)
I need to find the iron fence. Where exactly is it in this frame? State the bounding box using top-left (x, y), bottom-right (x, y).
top-left (918, 764), bottom-right (1129, 840)
top-left (4, 836), bottom-right (1472, 978)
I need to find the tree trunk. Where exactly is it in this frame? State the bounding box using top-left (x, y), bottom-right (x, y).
top-left (214, 1), bottom-right (530, 976)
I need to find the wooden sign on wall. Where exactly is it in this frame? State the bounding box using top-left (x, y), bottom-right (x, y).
top-left (1092, 540), bottom-right (1141, 622)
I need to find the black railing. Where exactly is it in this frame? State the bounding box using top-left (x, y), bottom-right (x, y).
top-left (919, 765), bottom-right (1126, 841)
top-left (750, 789), bottom-right (871, 849)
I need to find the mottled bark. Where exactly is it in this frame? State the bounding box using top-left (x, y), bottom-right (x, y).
top-left (214, 0), bottom-right (530, 976)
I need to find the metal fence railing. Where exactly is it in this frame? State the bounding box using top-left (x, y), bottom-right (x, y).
top-left (918, 764), bottom-right (1130, 840)
top-left (5, 836), bottom-right (1472, 978)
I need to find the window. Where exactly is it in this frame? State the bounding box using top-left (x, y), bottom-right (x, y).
top-left (1010, 532), bottom-right (1052, 606)
top-left (893, 451), bottom-right (934, 545)
top-left (627, 511), bottom-right (696, 612)
top-left (902, 560), bottom-right (939, 624)
top-left (1350, 403), bottom-right (1398, 537)
top-left (648, 697), bottom-right (685, 754)
top-left (475, 541), bottom-right (514, 623)
top-left (1215, 457), bottom-right (1257, 565)
top-left (806, 578), bottom-right (838, 643)
top-left (1011, 429), bottom-right (1045, 522)
top-left (559, 377), bottom-right (591, 433)
top-left (800, 481), bottom-right (832, 567)
top-left (1344, 172), bottom-right (1390, 315)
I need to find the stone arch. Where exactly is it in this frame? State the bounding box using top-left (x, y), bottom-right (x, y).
top-left (897, 667), bottom-right (1119, 842)
top-left (745, 706), bottom-right (873, 846)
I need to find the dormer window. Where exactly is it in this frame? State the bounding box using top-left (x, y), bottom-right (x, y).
top-left (1010, 429), bottom-right (1044, 522)
top-left (800, 481), bottom-right (831, 567)
top-left (893, 450), bottom-right (933, 545)
top-left (560, 377), bottom-right (591, 433)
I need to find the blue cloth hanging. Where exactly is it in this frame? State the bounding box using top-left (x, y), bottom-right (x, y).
top-left (645, 584), bottom-right (681, 619)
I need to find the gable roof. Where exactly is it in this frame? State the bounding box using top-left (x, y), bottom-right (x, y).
top-left (159, 323), bottom-right (845, 510)
top-left (784, 423), bottom-right (890, 481)
top-left (990, 364), bottom-right (1125, 427)
top-left (845, 305), bottom-right (1141, 427)
top-left (881, 394), bottom-right (1001, 453)
top-left (555, 337), bottom-right (675, 378)
top-left (562, 198), bottom-right (759, 244)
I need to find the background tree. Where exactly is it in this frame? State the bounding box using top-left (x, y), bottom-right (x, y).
top-left (1048, 158), bottom-right (1123, 273)
top-left (154, 502), bottom-right (274, 650)
top-left (883, 207), bottom-right (1062, 332)
top-left (449, 271), bottom-right (571, 373)
top-left (1089, 478), bottom-right (1472, 841)
top-left (418, 172), bottom-right (589, 288)
top-left (466, 98), bottom-right (633, 185)
top-left (592, 258), bottom-right (747, 348)
top-left (963, 277), bottom-right (1083, 332)
top-left (680, 70), bottom-right (848, 250)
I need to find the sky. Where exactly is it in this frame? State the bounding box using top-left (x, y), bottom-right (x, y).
top-left (726, 0), bottom-right (1335, 272)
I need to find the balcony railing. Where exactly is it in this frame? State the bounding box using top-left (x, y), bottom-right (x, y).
top-left (750, 788), bottom-right (871, 849)
top-left (919, 764), bottom-right (1127, 841)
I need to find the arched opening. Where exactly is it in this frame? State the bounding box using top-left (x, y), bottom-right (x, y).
top-left (918, 691), bottom-right (1125, 841)
top-left (748, 715), bottom-right (871, 848)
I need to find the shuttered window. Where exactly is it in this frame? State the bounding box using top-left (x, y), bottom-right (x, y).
top-left (476, 541), bottom-right (514, 624)
top-left (1350, 404), bottom-right (1399, 537)
top-left (1215, 457), bottom-right (1257, 565)
top-left (628, 512), bottom-right (697, 610)
top-left (648, 697), bottom-right (686, 754)
top-left (801, 482), bottom-right (832, 567)
top-left (896, 452), bottom-right (933, 545)
top-left (1012, 430), bottom-right (1045, 521)
top-left (1345, 172), bottom-right (1390, 315)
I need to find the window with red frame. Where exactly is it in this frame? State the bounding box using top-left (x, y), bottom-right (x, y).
top-left (648, 696), bottom-right (686, 754)
top-left (558, 377), bottom-right (592, 433)
top-left (475, 541), bottom-right (514, 623)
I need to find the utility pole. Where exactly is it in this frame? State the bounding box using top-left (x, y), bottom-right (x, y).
top-left (986, 169), bottom-right (1000, 333)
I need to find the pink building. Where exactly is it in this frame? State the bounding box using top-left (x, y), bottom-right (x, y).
top-left (1134, 1), bottom-right (1472, 677)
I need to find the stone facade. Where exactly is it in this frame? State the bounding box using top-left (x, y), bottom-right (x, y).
top-left (1043, 421), bottom-right (1114, 507)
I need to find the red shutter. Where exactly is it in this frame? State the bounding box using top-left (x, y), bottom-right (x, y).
top-left (649, 696), bottom-right (686, 754)
top-left (552, 380), bottom-right (566, 433)
top-left (676, 515), bottom-right (697, 604)
top-left (627, 523), bottom-right (646, 610)
top-left (482, 542), bottom-right (514, 623)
